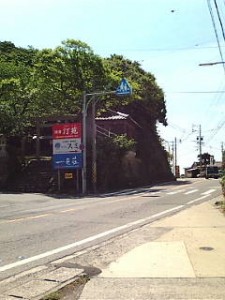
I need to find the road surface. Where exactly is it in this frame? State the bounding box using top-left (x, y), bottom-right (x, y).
top-left (0, 178), bottom-right (221, 280)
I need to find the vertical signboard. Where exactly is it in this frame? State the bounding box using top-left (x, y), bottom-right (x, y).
top-left (52, 123), bottom-right (83, 169)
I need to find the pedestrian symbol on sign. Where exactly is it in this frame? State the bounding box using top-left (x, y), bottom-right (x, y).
top-left (116, 78), bottom-right (132, 96)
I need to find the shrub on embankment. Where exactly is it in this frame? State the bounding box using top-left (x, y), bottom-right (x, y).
top-left (219, 175), bottom-right (225, 213)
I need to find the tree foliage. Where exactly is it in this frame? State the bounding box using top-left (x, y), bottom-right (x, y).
top-left (0, 41), bottom-right (167, 136)
top-left (102, 54), bottom-right (167, 128)
top-left (0, 40), bottom-right (173, 190)
top-left (0, 40), bottom-right (107, 135)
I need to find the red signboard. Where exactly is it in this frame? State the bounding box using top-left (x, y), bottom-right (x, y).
top-left (52, 123), bottom-right (81, 139)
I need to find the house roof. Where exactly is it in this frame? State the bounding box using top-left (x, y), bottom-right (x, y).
top-left (95, 112), bottom-right (129, 121)
top-left (96, 111), bottom-right (142, 128)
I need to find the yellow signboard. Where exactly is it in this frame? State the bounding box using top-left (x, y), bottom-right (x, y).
top-left (64, 172), bottom-right (73, 179)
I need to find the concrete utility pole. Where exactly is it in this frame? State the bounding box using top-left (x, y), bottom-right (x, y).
top-left (171, 138), bottom-right (177, 176)
top-left (199, 124), bottom-right (202, 160)
top-left (222, 142), bottom-right (224, 168)
top-left (196, 124), bottom-right (203, 166)
top-left (82, 91), bottom-right (115, 195)
top-left (174, 137), bottom-right (177, 174)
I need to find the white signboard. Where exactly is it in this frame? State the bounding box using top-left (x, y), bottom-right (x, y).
top-left (53, 138), bottom-right (81, 154)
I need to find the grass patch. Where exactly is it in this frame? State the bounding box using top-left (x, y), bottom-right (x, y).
top-left (42, 291), bottom-right (62, 300)
top-left (221, 200), bottom-right (225, 213)
top-left (220, 175), bottom-right (225, 214)
top-left (41, 275), bottom-right (90, 300)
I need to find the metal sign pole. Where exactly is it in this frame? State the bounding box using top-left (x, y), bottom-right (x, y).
top-left (92, 99), bottom-right (97, 193)
top-left (57, 169), bottom-right (61, 192)
top-left (81, 81), bottom-right (131, 195)
top-left (76, 169), bottom-right (79, 193)
top-left (82, 92), bottom-right (87, 195)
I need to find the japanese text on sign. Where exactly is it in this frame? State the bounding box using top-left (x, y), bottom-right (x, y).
top-left (53, 139), bottom-right (81, 154)
top-left (53, 123), bottom-right (81, 139)
top-left (52, 122), bottom-right (83, 170)
top-left (53, 153), bottom-right (83, 169)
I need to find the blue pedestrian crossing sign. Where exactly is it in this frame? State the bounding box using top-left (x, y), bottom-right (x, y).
top-left (116, 78), bottom-right (132, 96)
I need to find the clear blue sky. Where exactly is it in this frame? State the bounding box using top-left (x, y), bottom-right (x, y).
top-left (1, 0), bottom-right (225, 172)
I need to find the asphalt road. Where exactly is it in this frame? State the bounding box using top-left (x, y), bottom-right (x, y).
top-left (0, 178), bottom-right (221, 280)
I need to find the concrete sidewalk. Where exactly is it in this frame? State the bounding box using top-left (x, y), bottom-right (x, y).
top-left (1, 197), bottom-right (225, 300)
top-left (80, 198), bottom-right (225, 299)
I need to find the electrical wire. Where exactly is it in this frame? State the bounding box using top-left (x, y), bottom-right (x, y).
top-left (207, 0), bottom-right (225, 73)
top-left (205, 116), bottom-right (225, 144)
top-left (200, 80), bottom-right (225, 133)
top-left (214, 0), bottom-right (225, 42)
top-left (219, 0), bottom-right (225, 31)
top-left (102, 44), bottom-right (225, 54)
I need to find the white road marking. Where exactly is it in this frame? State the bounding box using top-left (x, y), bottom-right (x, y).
top-left (0, 205), bottom-right (184, 272)
top-left (60, 208), bottom-right (77, 213)
top-left (167, 191), bottom-right (178, 195)
top-left (201, 189), bottom-right (216, 195)
top-left (184, 189), bottom-right (198, 195)
top-left (176, 189), bottom-right (186, 193)
top-left (187, 195), bottom-right (210, 205)
top-left (151, 191), bottom-right (161, 195)
top-left (167, 189), bottom-right (186, 195)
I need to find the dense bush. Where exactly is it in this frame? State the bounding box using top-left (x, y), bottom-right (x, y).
top-left (219, 175), bottom-right (225, 212)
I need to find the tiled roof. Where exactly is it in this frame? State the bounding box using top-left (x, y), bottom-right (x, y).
top-left (95, 112), bottom-right (129, 121)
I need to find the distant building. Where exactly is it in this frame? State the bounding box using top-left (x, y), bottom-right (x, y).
top-left (184, 161), bottom-right (222, 178)
top-left (184, 167), bottom-right (199, 178)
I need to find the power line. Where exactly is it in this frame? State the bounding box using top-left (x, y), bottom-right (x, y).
top-left (102, 44), bottom-right (225, 54)
top-left (174, 91), bottom-right (225, 93)
top-left (207, 0), bottom-right (225, 73)
top-left (196, 80), bottom-right (225, 132)
top-left (214, 0), bottom-right (225, 42)
top-left (205, 117), bottom-right (225, 144)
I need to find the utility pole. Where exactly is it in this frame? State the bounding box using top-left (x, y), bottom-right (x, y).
top-left (199, 124), bottom-right (202, 160)
top-left (174, 137), bottom-right (177, 173)
top-left (171, 138), bottom-right (177, 176)
top-left (196, 124), bottom-right (203, 166)
top-left (222, 142), bottom-right (224, 169)
top-left (171, 141), bottom-right (174, 175)
top-left (82, 91), bottom-right (114, 195)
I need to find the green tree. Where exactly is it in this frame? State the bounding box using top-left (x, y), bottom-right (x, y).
top-left (101, 55), bottom-right (167, 126)
top-left (0, 40), bottom-right (107, 135)
top-left (33, 39), bottom-right (107, 117)
top-left (95, 54), bottom-right (172, 188)
top-left (0, 42), bottom-right (38, 134)
top-left (0, 40), bottom-right (173, 191)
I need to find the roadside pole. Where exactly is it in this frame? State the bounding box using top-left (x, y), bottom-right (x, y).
top-left (82, 91), bottom-right (115, 195)
top-left (81, 78), bottom-right (132, 195)
top-left (92, 99), bottom-right (97, 194)
top-left (82, 92), bottom-right (87, 195)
